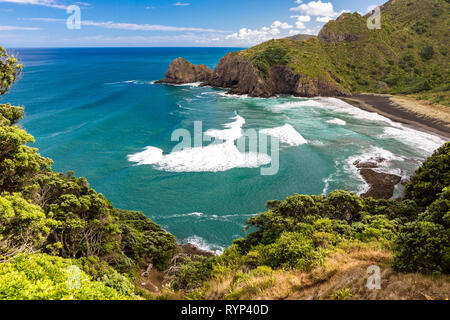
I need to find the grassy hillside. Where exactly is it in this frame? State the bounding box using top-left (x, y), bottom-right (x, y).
top-left (235, 0), bottom-right (449, 105)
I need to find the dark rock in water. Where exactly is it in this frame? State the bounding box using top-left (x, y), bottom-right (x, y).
top-left (353, 158), bottom-right (384, 169)
top-left (180, 243), bottom-right (215, 258)
top-left (201, 53), bottom-right (348, 98)
top-left (360, 169), bottom-right (402, 199)
top-left (155, 57), bottom-right (213, 84)
top-left (353, 159), bottom-right (402, 199)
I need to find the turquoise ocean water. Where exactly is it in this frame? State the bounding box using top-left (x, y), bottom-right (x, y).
top-left (3, 48), bottom-right (447, 252)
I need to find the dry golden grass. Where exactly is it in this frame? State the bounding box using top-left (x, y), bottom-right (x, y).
top-left (391, 95), bottom-right (450, 125)
top-left (204, 244), bottom-right (450, 300)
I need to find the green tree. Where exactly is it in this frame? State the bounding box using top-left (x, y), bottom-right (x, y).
top-left (404, 142), bottom-right (449, 208)
top-left (0, 253), bottom-right (139, 300)
top-left (0, 125), bottom-right (52, 193)
top-left (0, 47), bottom-right (22, 96)
top-left (0, 193), bottom-right (59, 257)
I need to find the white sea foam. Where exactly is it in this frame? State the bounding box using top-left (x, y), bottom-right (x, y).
top-left (128, 141), bottom-right (271, 172)
top-left (128, 113), bottom-right (274, 172)
top-left (312, 97), bottom-right (447, 155)
top-left (269, 100), bottom-right (324, 112)
top-left (106, 80), bottom-right (154, 86)
top-left (181, 235), bottom-right (224, 255)
top-left (205, 115), bottom-right (246, 141)
top-left (260, 124), bottom-right (308, 146)
top-left (216, 92), bottom-right (250, 99)
top-left (380, 126), bottom-right (447, 154)
top-left (326, 118), bottom-right (346, 126)
top-left (165, 82), bottom-right (203, 87)
top-left (315, 97), bottom-right (394, 124)
top-left (187, 212), bottom-right (203, 217)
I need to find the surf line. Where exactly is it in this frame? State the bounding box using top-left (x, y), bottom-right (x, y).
top-left (128, 114), bottom-right (284, 175)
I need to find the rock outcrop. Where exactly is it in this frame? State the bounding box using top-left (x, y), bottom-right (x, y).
top-left (156, 57), bottom-right (213, 84)
top-left (354, 159), bottom-right (402, 200)
top-left (201, 53), bottom-right (348, 98)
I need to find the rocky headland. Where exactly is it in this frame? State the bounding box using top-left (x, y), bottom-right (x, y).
top-left (157, 53), bottom-right (348, 98)
top-left (201, 53), bottom-right (348, 98)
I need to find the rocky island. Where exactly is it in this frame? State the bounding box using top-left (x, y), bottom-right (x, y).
top-left (155, 57), bottom-right (212, 85)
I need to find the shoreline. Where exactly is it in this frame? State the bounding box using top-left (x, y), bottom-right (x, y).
top-left (341, 94), bottom-right (450, 140)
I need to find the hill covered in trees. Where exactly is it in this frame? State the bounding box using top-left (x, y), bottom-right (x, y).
top-left (200, 0), bottom-right (449, 104)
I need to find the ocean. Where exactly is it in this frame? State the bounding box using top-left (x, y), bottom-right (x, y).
top-left (2, 47), bottom-right (446, 253)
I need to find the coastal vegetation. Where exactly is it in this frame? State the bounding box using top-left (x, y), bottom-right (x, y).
top-left (1, 0), bottom-right (450, 298)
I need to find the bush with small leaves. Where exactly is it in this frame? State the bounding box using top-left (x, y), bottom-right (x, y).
top-left (0, 193), bottom-right (58, 257)
top-left (0, 254), bottom-right (139, 300)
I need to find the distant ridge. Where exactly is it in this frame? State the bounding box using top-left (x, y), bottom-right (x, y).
top-left (164, 0), bottom-right (449, 101)
top-left (285, 34), bottom-right (316, 41)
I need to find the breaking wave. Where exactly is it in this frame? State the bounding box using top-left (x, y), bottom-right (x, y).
top-left (181, 235), bottom-right (225, 254)
top-left (260, 124), bottom-right (308, 146)
top-left (326, 118), bottom-right (346, 126)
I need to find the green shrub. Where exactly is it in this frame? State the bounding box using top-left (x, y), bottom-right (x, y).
top-left (113, 209), bottom-right (178, 272)
top-left (392, 221), bottom-right (449, 274)
top-left (100, 272), bottom-right (136, 297)
top-left (312, 232), bottom-right (335, 248)
top-left (404, 142), bottom-right (449, 208)
top-left (0, 47), bottom-right (22, 95)
top-left (0, 104), bottom-right (23, 126)
top-left (171, 257), bottom-right (214, 291)
top-left (0, 193), bottom-right (59, 257)
top-left (421, 187), bottom-right (450, 227)
top-left (420, 45), bottom-right (435, 61)
top-left (0, 253), bottom-right (138, 300)
top-left (324, 191), bottom-right (364, 222)
top-left (257, 232), bottom-right (322, 270)
top-left (0, 126), bottom-right (52, 193)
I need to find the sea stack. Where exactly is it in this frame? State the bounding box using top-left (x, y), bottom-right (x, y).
top-left (155, 57), bottom-right (213, 85)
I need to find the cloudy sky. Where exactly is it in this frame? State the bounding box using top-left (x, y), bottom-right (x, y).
top-left (0, 0), bottom-right (385, 47)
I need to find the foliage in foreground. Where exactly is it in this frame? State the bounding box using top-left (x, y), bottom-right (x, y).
top-left (0, 253), bottom-right (139, 300)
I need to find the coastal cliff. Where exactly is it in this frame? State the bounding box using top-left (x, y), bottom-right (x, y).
top-left (158, 0), bottom-right (448, 102)
top-left (201, 52), bottom-right (348, 98)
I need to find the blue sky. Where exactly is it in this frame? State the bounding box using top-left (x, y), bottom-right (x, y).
top-left (0, 0), bottom-right (386, 47)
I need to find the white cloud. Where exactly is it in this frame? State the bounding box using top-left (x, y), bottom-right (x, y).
top-left (316, 16), bottom-right (333, 23)
top-left (271, 21), bottom-right (293, 29)
top-left (226, 20), bottom-right (296, 44)
top-left (295, 21), bottom-right (306, 29)
top-left (21, 17), bottom-right (227, 33)
top-left (0, 25), bottom-right (40, 30)
top-left (81, 20), bottom-right (224, 32)
top-left (0, 0), bottom-right (74, 9)
top-left (291, 15), bottom-right (311, 22)
top-left (290, 15), bottom-right (310, 29)
top-left (290, 1), bottom-right (337, 17)
top-left (174, 2), bottom-right (190, 6)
